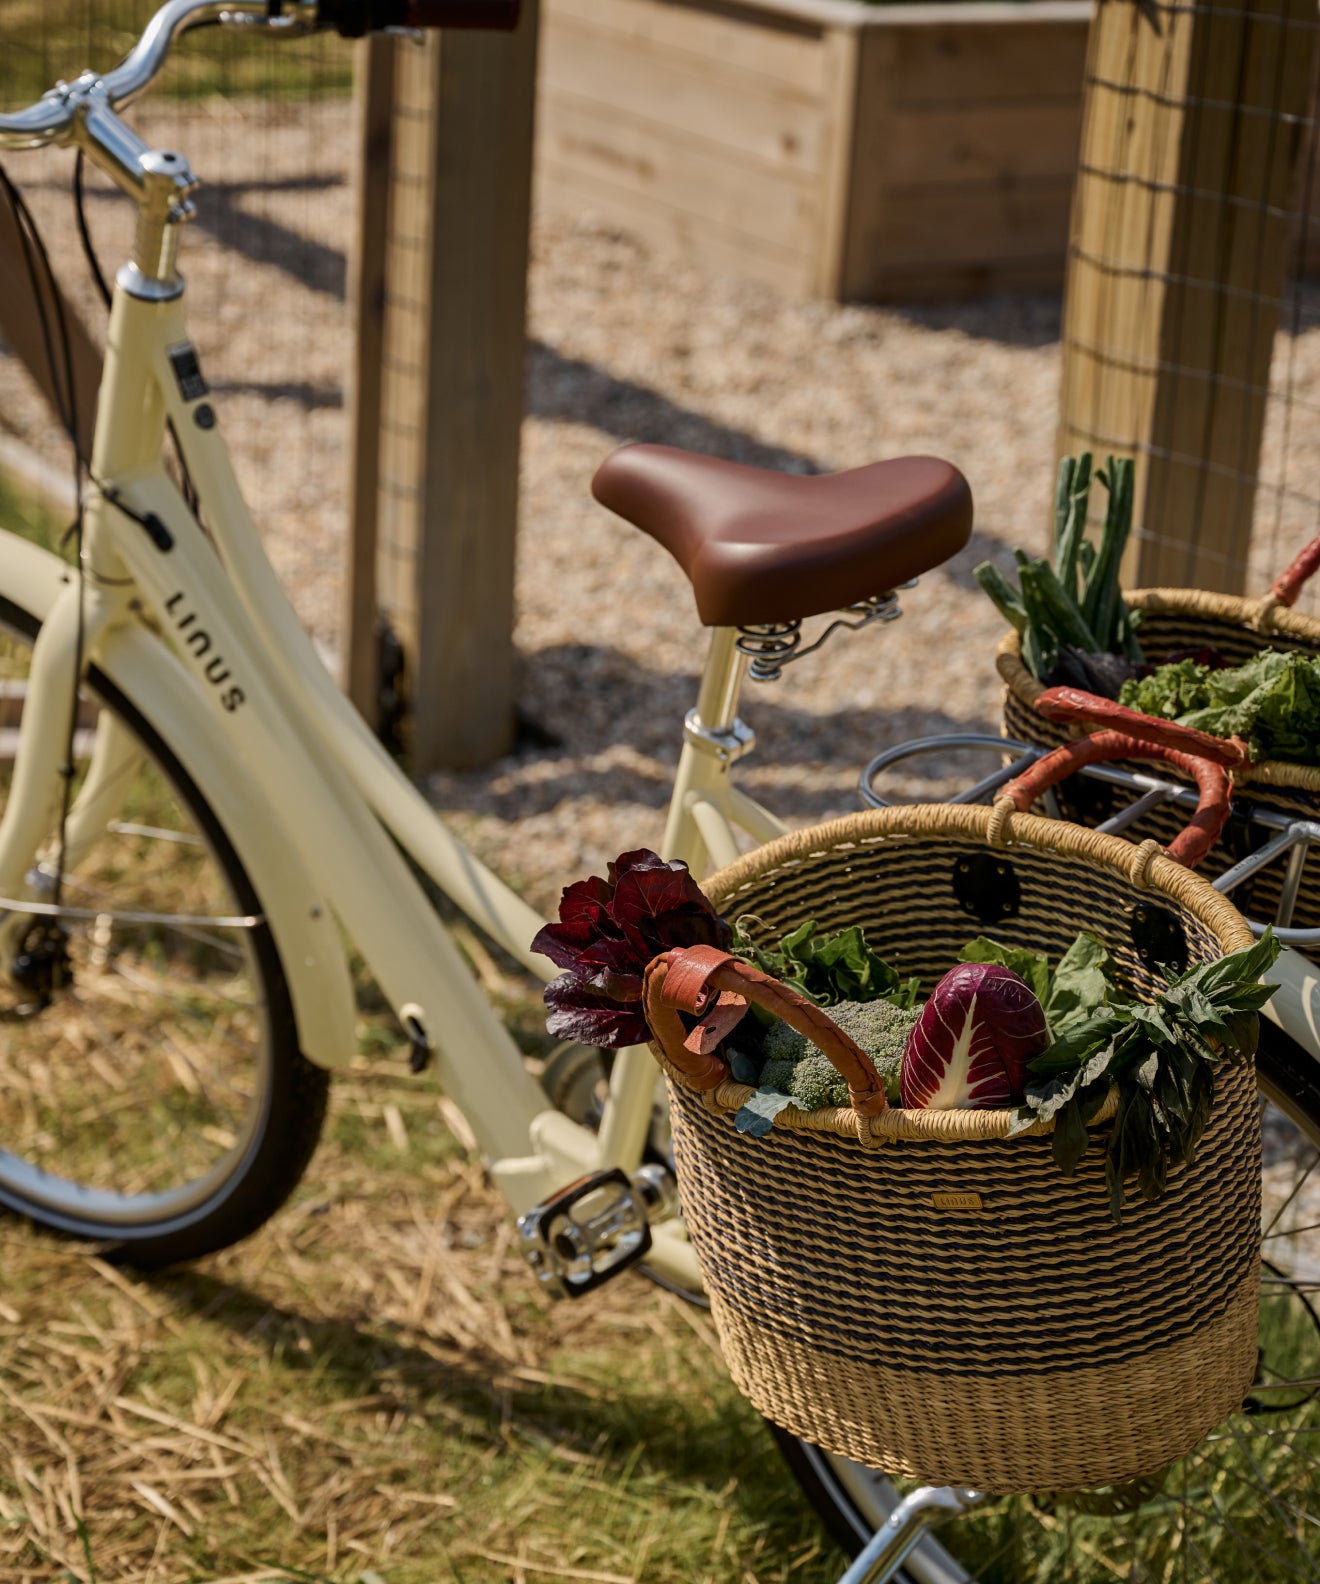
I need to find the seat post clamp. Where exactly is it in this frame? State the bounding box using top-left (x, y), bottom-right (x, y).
top-left (684, 709), bottom-right (756, 765)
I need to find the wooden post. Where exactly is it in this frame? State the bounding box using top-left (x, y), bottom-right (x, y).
top-left (1056, 0), bottom-right (1316, 593)
top-left (359, 6), bottom-right (538, 771)
top-left (344, 33), bottom-right (396, 721)
top-left (0, 198), bottom-right (101, 462)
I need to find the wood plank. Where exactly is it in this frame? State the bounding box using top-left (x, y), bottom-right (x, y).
top-left (537, 96), bottom-right (822, 251)
top-left (814, 20), bottom-right (861, 296)
top-left (878, 102), bottom-right (1084, 185)
top-left (533, 160), bottom-right (817, 293)
top-left (543, 0), bottom-right (832, 94)
top-left (867, 256), bottom-right (1073, 300)
top-left (889, 17), bottom-right (1090, 108)
top-left (540, 18), bottom-right (829, 174)
top-left (344, 33), bottom-right (396, 720)
top-left (372, 7), bottom-right (536, 770)
top-left (850, 177), bottom-right (1076, 271)
top-left (1141, 0), bottom-right (1315, 590)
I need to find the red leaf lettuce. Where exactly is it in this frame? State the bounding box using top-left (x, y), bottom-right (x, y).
top-left (532, 850), bottom-right (731, 1047)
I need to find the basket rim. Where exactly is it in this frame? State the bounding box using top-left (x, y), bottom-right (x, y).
top-left (994, 592), bottom-right (1320, 794)
top-left (687, 801), bottom-right (1253, 1143)
top-left (655, 1040), bottom-right (1123, 1142)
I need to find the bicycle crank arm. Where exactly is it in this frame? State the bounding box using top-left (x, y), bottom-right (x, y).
top-left (517, 1165), bottom-right (680, 1299)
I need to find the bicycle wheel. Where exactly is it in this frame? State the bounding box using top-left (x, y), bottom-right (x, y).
top-left (774, 1018), bottom-right (1320, 1581)
top-left (0, 590), bottom-right (327, 1266)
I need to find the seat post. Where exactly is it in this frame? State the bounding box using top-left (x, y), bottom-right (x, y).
top-left (661, 627), bottom-right (754, 871)
top-left (693, 627), bottom-right (747, 734)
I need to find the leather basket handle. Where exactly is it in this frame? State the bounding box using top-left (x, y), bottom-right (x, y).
top-left (642, 946), bottom-right (889, 1116)
top-left (1269, 531), bottom-right (1320, 610)
top-left (1034, 686), bottom-right (1250, 769)
top-left (1001, 729), bottom-right (1233, 869)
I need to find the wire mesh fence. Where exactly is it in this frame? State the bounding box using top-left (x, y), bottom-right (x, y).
top-left (1057, 0), bottom-right (1320, 618)
top-left (0, 2), bottom-right (356, 655)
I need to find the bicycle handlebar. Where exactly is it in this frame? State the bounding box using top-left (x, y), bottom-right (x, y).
top-left (0, 0), bottom-right (519, 151)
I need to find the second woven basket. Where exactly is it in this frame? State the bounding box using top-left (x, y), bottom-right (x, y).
top-left (997, 536), bottom-right (1320, 955)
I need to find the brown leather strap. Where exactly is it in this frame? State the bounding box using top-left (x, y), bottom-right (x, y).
top-left (657, 943), bottom-right (734, 1013)
top-left (654, 944), bottom-right (751, 1057)
top-left (1034, 686), bottom-right (1251, 770)
top-left (1003, 729), bottom-right (1233, 869)
top-left (644, 947), bottom-right (889, 1115)
top-left (1270, 531), bottom-right (1320, 608)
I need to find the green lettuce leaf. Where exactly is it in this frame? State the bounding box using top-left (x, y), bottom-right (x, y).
top-left (1119, 649), bottom-right (1320, 764)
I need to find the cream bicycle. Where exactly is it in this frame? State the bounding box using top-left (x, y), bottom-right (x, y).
top-left (1, 4), bottom-right (1320, 1578)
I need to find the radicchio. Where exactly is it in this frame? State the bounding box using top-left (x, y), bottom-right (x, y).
top-left (531, 849), bottom-right (730, 1048)
top-left (900, 963), bottom-right (1048, 1110)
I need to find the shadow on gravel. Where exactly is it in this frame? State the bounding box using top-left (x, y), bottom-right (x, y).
top-left (941, 528), bottom-right (1021, 593)
top-left (890, 293), bottom-right (1062, 350)
top-left (422, 643), bottom-right (995, 825)
top-left (211, 379), bottom-right (343, 409)
top-left (526, 344), bottom-right (821, 473)
top-left (190, 174), bottom-right (348, 300)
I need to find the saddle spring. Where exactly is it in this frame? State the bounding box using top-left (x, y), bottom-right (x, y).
top-left (735, 587), bottom-right (911, 682)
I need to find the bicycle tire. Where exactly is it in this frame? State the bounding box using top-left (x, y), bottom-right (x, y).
top-left (0, 589), bottom-right (328, 1266)
top-left (771, 1017), bottom-right (1320, 1581)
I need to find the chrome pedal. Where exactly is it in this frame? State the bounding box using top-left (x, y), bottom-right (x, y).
top-left (517, 1165), bottom-right (678, 1300)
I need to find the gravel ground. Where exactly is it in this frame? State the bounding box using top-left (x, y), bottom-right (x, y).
top-left (3, 100), bottom-right (1319, 915)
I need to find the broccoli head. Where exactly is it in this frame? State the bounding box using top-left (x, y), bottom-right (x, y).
top-left (754, 997), bottom-right (921, 1106)
top-left (829, 998), bottom-right (920, 1104)
top-left (761, 1017), bottom-right (809, 1067)
top-left (759, 1057), bottom-right (800, 1092)
top-left (788, 1053), bottom-right (851, 1111)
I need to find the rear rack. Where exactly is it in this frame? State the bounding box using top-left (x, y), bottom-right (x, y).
top-left (859, 734), bottom-right (1320, 947)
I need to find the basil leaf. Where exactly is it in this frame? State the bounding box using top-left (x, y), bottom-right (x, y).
top-left (1044, 931), bottom-right (1114, 1032)
top-left (1051, 1098), bottom-right (1091, 1177)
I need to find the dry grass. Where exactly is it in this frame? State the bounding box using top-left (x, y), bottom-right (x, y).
top-left (0, 1024), bottom-right (845, 1584)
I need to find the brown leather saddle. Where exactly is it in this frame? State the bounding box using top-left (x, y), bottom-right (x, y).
top-left (592, 444), bottom-right (973, 627)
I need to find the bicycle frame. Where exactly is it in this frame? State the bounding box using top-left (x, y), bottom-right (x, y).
top-left (0, 250), bottom-right (791, 1289)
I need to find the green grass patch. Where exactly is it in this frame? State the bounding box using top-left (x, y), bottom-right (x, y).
top-left (0, 1059), bottom-right (848, 1584)
top-left (0, 465), bottom-right (68, 556)
top-left (0, 3), bottom-right (353, 106)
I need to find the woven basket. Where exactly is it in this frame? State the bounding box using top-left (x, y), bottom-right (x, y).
top-left (997, 562), bottom-right (1320, 955)
top-left (645, 803), bottom-right (1261, 1495)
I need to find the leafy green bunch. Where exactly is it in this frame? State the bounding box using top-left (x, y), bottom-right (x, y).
top-left (1010, 932), bottom-right (1280, 1219)
top-left (1119, 648), bottom-right (1320, 765)
top-left (975, 452), bottom-right (1143, 683)
top-left (960, 930), bottom-right (1112, 1037)
top-left (730, 917), bottom-right (920, 1010)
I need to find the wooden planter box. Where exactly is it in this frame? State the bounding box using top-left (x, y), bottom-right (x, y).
top-left (535, 0), bottom-right (1093, 301)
